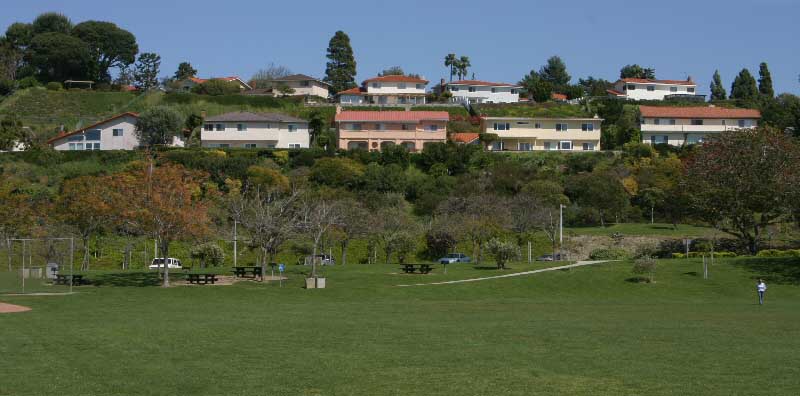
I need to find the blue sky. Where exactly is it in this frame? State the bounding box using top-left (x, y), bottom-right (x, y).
top-left (3, 0), bottom-right (799, 95)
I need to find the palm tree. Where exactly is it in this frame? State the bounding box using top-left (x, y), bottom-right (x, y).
top-left (444, 54), bottom-right (456, 82)
top-left (457, 56), bottom-right (471, 80)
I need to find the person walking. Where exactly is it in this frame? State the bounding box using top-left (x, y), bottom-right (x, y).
top-left (757, 279), bottom-right (767, 305)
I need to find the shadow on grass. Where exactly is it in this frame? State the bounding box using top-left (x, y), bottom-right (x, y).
top-left (683, 271), bottom-right (699, 277)
top-left (625, 276), bottom-right (652, 283)
top-left (89, 272), bottom-right (184, 287)
top-left (472, 266), bottom-right (506, 270)
top-left (731, 257), bottom-right (800, 285)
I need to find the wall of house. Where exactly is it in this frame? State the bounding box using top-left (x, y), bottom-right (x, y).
top-left (365, 81), bottom-right (427, 95)
top-left (447, 85), bottom-right (519, 103)
top-left (201, 121), bottom-right (310, 148)
top-left (51, 116), bottom-right (140, 151)
top-left (277, 81), bottom-right (329, 97)
top-left (337, 120), bottom-right (447, 151)
top-left (641, 117), bottom-right (759, 146)
top-left (481, 118), bottom-right (601, 151)
top-left (339, 95), bottom-right (366, 104)
top-left (613, 82), bottom-right (696, 100)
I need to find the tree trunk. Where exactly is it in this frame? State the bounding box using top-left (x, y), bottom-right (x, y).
top-left (82, 236), bottom-right (90, 271)
top-left (340, 239), bottom-right (349, 266)
top-left (650, 206), bottom-right (654, 224)
top-left (161, 241), bottom-right (170, 287)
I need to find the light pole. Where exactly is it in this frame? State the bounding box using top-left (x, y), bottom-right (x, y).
top-left (233, 220), bottom-right (238, 268)
top-left (559, 204), bottom-right (565, 261)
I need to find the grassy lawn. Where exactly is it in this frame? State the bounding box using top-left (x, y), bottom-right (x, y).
top-left (2, 257), bottom-right (799, 395)
top-left (568, 222), bottom-right (715, 237)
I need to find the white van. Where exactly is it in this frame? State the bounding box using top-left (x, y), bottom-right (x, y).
top-left (149, 258), bottom-right (183, 269)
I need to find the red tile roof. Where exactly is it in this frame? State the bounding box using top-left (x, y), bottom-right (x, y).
top-left (450, 132), bottom-right (480, 144)
top-left (363, 75), bottom-right (428, 84)
top-left (607, 89), bottom-right (626, 96)
top-left (447, 79), bottom-right (520, 87)
top-left (46, 112), bottom-right (140, 144)
top-left (189, 76), bottom-right (245, 84)
top-left (620, 78), bottom-right (695, 86)
top-left (639, 106), bottom-right (761, 119)
top-left (335, 111), bottom-right (449, 122)
top-left (337, 87), bottom-right (366, 95)
top-left (551, 93), bottom-right (568, 101)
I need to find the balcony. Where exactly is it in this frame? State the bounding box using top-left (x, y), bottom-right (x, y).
top-left (640, 124), bottom-right (745, 133)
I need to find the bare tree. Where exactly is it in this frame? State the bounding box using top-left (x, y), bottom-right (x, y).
top-left (250, 63), bottom-right (293, 89)
top-left (436, 194), bottom-right (511, 264)
top-left (333, 198), bottom-right (370, 265)
top-left (299, 195), bottom-right (343, 277)
top-left (510, 193), bottom-right (560, 258)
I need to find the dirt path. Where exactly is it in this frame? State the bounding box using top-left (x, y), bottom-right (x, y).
top-left (0, 302), bottom-right (32, 313)
top-left (396, 260), bottom-right (614, 287)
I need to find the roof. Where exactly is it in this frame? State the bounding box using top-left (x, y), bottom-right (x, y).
top-left (551, 93), bottom-right (568, 101)
top-left (639, 106), bottom-right (761, 119)
top-left (47, 112), bottom-right (139, 144)
top-left (188, 76), bottom-right (252, 89)
top-left (270, 74), bottom-right (331, 86)
top-left (335, 111), bottom-right (450, 122)
top-left (204, 111), bottom-right (307, 123)
top-left (619, 78), bottom-right (695, 86)
top-left (450, 133), bottom-right (480, 144)
top-left (363, 75), bottom-right (429, 84)
top-left (607, 89), bottom-right (626, 96)
top-left (447, 80), bottom-right (520, 88)
top-left (337, 86), bottom-right (366, 96)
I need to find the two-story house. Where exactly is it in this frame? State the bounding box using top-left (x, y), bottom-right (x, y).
top-left (202, 112), bottom-right (310, 149)
top-left (480, 116), bottom-right (602, 151)
top-left (265, 74), bottom-right (330, 98)
top-left (48, 113), bottom-right (141, 151)
top-left (607, 78), bottom-right (699, 101)
top-left (337, 75), bottom-right (428, 105)
top-left (640, 105), bottom-right (761, 146)
top-left (443, 79), bottom-right (521, 104)
top-left (335, 110), bottom-right (448, 152)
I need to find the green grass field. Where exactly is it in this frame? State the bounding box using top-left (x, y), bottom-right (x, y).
top-left (2, 257), bottom-right (799, 395)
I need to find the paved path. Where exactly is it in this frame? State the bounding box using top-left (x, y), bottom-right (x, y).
top-left (396, 260), bottom-right (613, 287)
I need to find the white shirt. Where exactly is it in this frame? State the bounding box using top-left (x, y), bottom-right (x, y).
top-left (757, 282), bottom-right (767, 292)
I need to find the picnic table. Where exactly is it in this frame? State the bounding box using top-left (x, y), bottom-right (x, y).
top-left (186, 274), bottom-right (219, 285)
top-left (53, 274), bottom-right (86, 285)
top-left (399, 264), bottom-right (435, 274)
top-left (231, 266), bottom-right (263, 278)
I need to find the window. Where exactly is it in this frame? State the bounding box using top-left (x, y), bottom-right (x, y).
top-left (654, 119), bottom-right (661, 125)
top-left (401, 124), bottom-right (410, 131)
top-left (691, 119), bottom-right (704, 126)
top-left (85, 130), bottom-right (101, 141)
top-left (510, 89), bottom-right (517, 94)
top-left (351, 123), bottom-right (362, 131)
top-left (204, 124), bottom-right (213, 131)
top-left (398, 83), bottom-right (406, 89)
top-left (556, 123), bottom-right (568, 131)
top-left (300, 81), bottom-right (310, 87)
top-left (493, 122), bottom-right (510, 131)
top-left (559, 141), bottom-right (572, 150)
top-left (236, 124), bottom-right (246, 131)
top-left (85, 142), bottom-right (100, 151)
top-left (534, 122), bottom-right (542, 129)
top-left (468, 87), bottom-right (476, 92)
top-left (416, 84), bottom-right (424, 90)
top-left (425, 124), bottom-right (438, 132)
top-left (647, 85), bottom-right (655, 91)
top-left (670, 86), bottom-right (678, 92)
top-left (738, 119), bottom-right (747, 127)
top-left (543, 142), bottom-right (551, 150)
top-left (244, 143), bottom-right (257, 148)
top-left (376, 123), bottom-right (385, 131)
top-left (113, 129), bottom-right (123, 137)
top-left (68, 143), bottom-right (83, 150)
top-left (669, 119), bottom-right (676, 125)
top-left (267, 144), bottom-right (276, 149)
top-left (288, 143), bottom-right (301, 149)
top-left (722, 120), bottom-right (727, 126)
top-left (582, 142), bottom-right (595, 151)
top-left (626, 84), bottom-right (636, 90)
top-left (491, 88), bottom-right (497, 93)
top-left (516, 121), bottom-right (529, 125)
top-left (398, 97), bottom-right (407, 104)
top-left (581, 123), bottom-right (594, 131)
top-left (687, 87), bottom-right (695, 93)
top-left (450, 86), bottom-right (458, 92)
top-left (372, 83), bottom-right (379, 88)
top-left (650, 135), bottom-right (657, 144)
top-left (287, 124), bottom-right (297, 132)
top-left (67, 135), bottom-right (84, 142)
top-left (215, 124), bottom-right (224, 131)
top-left (492, 141), bottom-right (504, 151)
top-left (217, 144), bottom-right (230, 148)
top-left (662, 136), bottom-right (669, 144)
top-left (518, 142), bottom-right (532, 151)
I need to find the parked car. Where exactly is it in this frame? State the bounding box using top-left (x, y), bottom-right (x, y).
top-left (149, 258), bottom-right (183, 269)
top-left (438, 253), bottom-right (471, 264)
top-left (536, 253), bottom-right (564, 262)
top-left (304, 254), bottom-right (335, 266)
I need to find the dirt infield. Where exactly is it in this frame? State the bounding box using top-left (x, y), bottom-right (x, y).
top-left (0, 302), bottom-right (32, 313)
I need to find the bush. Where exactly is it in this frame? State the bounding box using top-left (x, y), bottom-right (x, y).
top-left (589, 247), bottom-right (629, 260)
top-left (671, 251), bottom-right (738, 259)
top-left (484, 238), bottom-right (519, 269)
top-left (190, 242), bottom-right (225, 268)
top-left (632, 257), bottom-right (657, 283)
top-left (46, 81), bottom-right (63, 91)
top-left (756, 249), bottom-right (800, 258)
top-left (191, 79), bottom-right (241, 96)
top-left (17, 77), bottom-right (41, 89)
top-left (0, 79), bottom-right (14, 96)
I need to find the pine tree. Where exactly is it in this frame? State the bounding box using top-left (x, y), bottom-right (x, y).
top-left (540, 56), bottom-right (570, 86)
top-left (323, 31), bottom-right (357, 93)
top-left (758, 62), bottom-right (774, 98)
top-left (174, 62), bottom-right (197, 80)
top-left (709, 70), bottom-right (727, 101)
top-left (730, 68), bottom-right (758, 100)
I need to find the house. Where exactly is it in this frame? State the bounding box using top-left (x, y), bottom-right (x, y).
top-left (337, 75), bottom-right (428, 105)
top-left (449, 132), bottom-right (480, 145)
top-left (201, 112), bottom-right (309, 149)
top-left (438, 79), bottom-right (522, 104)
top-left (640, 105), bottom-right (761, 146)
top-left (178, 76), bottom-right (252, 92)
top-left (335, 110), bottom-right (448, 151)
top-left (265, 74), bottom-right (330, 98)
top-left (47, 113), bottom-right (142, 151)
top-left (607, 78), bottom-right (699, 101)
top-left (480, 116), bottom-right (602, 151)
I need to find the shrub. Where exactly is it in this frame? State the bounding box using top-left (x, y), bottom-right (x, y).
top-left (190, 242), bottom-right (225, 268)
top-left (671, 251), bottom-right (737, 259)
top-left (589, 247), bottom-right (629, 260)
top-left (756, 249), bottom-right (800, 258)
top-left (485, 238), bottom-right (519, 269)
top-left (191, 79), bottom-right (241, 96)
top-left (46, 81), bottom-right (63, 91)
top-left (632, 257), bottom-right (657, 283)
top-left (0, 79), bottom-right (14, 96)
top-left (17, 77), bottom-right (41, 89)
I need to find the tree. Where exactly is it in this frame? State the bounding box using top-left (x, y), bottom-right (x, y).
top-left (4, 23), bottom-right (34, 50)
top-left (135, 106), bottom-right (183, 148)
top-left (455, 56), bottom-right (471, 80)
top-left (378, 66), bottom-right (404, 76)
top-left (730, 68), bottom-right (758, 100)
top-left (686, 127), bottom-right (800, 254)
top-left (174, 62), bottom-right (197, 80)
top-left (309, 157), bottom-right (365, 188)
top-left (323, 31), bottom-right (357, 93)
top-left (758, 62), bottom-right (774, 98)
top-left (436, 194), bottom-right (511, 264)
top-left (332, 197), bottom-right (370, 265)
top-left (28, 32), bottom-right (91, 82)
top-left (57, 176), bottom-right (114, 270)
top-left (249, 63), bottom-right (292, 89)
top-left (710, 70), bottom-right (727, 101)
top-left (192, 79), bottom-right (240, 95)
top-left (300, 195), bottom-right (343, 277)
top-left (31, 12), bottom-right (73, 35)
top-left (632, 257), bottom-right (657, 283)
top-left (578, 76), bottom-right (613, 97)
top-left (444, 54), bottom-right (456, 82)
top-left (72, 21), bottom-right (138, 83)
top-left (620, 64), bottom-right (655, 79)
top-left (565, 171), bottom-right (629, 227)
top-left (484, 238), bottom-right (519, 269)
top-left (0, 115), bottom-right (25, 151)
top-left (276, 83), bottom-right (295, 96)
top-left (540, 56), bottom-right (570, 86)
top-left (519, 70), bottom-right (552, 102)
top-left (190, 242), bottom-right (225, 268)
top-left (133, 52), bottom-right (160, 91)
top-left (111, 162), bottom-right (210, 287)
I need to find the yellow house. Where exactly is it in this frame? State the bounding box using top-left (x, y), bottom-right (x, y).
top-left (480, 116), bottom-right (602, 151)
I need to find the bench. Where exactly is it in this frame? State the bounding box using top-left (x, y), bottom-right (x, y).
top-left (399, 264), bottom-right (435, 274)
top-left (231, 266), bottom-right (263, 278)
top-left (53, 274), bottom-right (86, 285)
top-left (186, 274), bottom-right (219, 285)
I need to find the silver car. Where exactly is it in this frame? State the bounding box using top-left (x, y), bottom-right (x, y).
top-left (439, 253), bottom-right (471, 264)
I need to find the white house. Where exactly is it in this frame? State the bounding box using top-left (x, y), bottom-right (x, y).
top-left (338, 75), bottom-right (428, 105)
top-left (480, 116), bottom-right (602, 152)
top-left (48, 113), bottom-right (142, 151)
top-left (266, 74), bottom-right (330, 98)
top-left (177, 76), bottom-right (252, 92)
top-left (201, 112), bottom-right (309, 149)
top-left (445, 79), bottom-right (521, 104)
top-left (607, 78), bottom-right (699, 101)
top-left (640, 105), bottom-right (761, 146)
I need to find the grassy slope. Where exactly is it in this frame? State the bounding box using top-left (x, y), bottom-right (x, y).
top-left (474, 102), bottom-right (593, 118)
top-left (1, 257), bottom-right (799, 395)
top-left (568, 223), bottom-right (714, 237)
